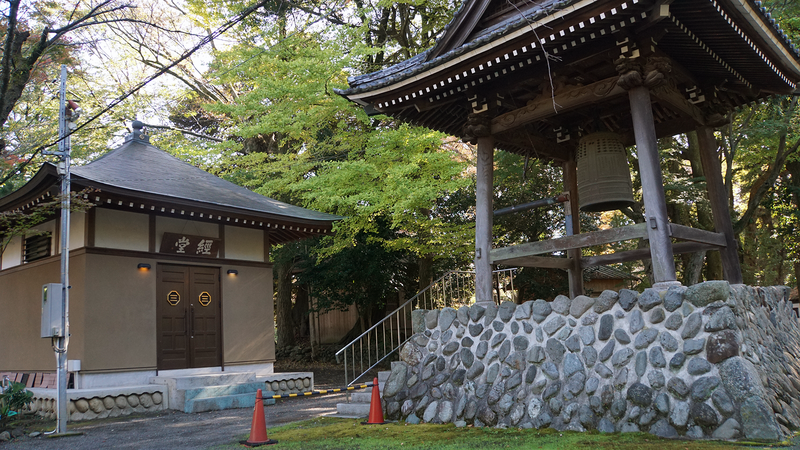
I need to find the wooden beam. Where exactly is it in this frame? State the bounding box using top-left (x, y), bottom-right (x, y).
top-left (563, 157), bottom-right (583, 298)
top-left (669, 223), bottom-right (726, 247)
top-left (475, 133), bottom-right (495, 306)
top-left (491, 77), bottom-right (625, 134)
top-left (490, 223), bottom-right (647, 262)
top-left (149, 214), bottom-right (156, 253)
top-left (218, 224), bottom-right (225, 259)
top-left (495, 130), bottom-right (570, 161)
top-left (581, 241), bottom-right (721, 268)
top-left (629, 85), bottom-right (677, 284)
top-left (494, 255), bottom-right (573, 269)
top-left (650, 84), bottom-right (706, 127)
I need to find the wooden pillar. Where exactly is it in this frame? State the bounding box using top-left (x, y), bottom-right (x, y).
top-left (475, 134), bottom-right (495, 306)
top-left (628, 86), bottom-right (678, 286)
top-left (563, 157), bottom-right (583, 298)
top-left (696, 126), bottom-right (743, 284)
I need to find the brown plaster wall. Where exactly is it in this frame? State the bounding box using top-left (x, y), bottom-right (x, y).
top-left (0, 254), bottom-right (86, 372)
top-left (221, 265), bottom-right (274, 364)
top-left (0, 251), bottom-right (274, 373)
top-left (81, 254), bottom-right (158, 372)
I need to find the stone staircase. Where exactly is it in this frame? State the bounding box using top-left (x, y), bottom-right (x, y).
top-left (151, 372), bottom-right (270, 414)
top-left (335, 370), bottom-right (390, 418)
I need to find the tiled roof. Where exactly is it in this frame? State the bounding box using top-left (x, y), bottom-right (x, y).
top-left (70, 133), bottom-right (340, 224)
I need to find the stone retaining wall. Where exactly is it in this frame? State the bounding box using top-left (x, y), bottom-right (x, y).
top-left (382, 282), bottom-right (799, 441)
top-left (28, 385), bottom-right (167, 421)
top-left (261, 372), bottom-right (314, 396)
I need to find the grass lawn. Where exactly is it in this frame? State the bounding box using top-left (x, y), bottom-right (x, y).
top-left (215, 417), bottom-right (782, 449)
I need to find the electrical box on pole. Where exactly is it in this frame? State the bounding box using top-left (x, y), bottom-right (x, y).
top-left (41, 283), bottom-right (65, 338)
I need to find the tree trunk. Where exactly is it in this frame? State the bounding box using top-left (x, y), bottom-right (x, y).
top-left (795, 262), bottom-right (800, 290)
top-left (741, 221), bottom-right (758, 285)
top-left (685, 131), bottom-right (723, 280)
top-left (418, 255), bottom-right (434, 292)
top-left (786, 160), bottom-right (800, 289)
top-left (684, 251), bottom-right (706, 286)
top-left (275, 258), bottom-right (296, 349)
top-left (293, 285), bottom-right (310, 338)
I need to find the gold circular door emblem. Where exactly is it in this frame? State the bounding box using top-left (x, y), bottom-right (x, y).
top-left (167, 290), bottom-right (181, 306)
top-left (198, 291), bottom-right (212, 307)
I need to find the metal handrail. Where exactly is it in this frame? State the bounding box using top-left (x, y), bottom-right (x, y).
top-left (335, 268), bottom-right (518, 386)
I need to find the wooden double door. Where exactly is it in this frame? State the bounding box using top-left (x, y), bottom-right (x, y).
top-left (157, 264), bottom-right (222, 370)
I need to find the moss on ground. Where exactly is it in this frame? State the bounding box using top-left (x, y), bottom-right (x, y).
top-left (215, 417), bottom-right (783, 449)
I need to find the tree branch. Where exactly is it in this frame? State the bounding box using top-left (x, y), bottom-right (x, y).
top-left (140, 123), bottom-right (224, 142)
top-left (734, 134), bottom-right (800, 234)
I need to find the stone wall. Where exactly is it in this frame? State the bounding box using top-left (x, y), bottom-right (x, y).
top-left (261, 373), bottom-right (314, 396)
top-left (382, 281), bottom-right (800, 441)
top-left (28, 385), bottom-right (167, 421)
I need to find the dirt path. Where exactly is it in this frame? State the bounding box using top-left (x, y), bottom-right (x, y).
top-left (0, 364), bottom-right (376, 450)
top-left (2, 393), bottom-right (347, 450)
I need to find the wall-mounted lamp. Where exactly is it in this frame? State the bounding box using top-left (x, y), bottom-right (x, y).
top-left (227, 269), bottom-right (238, 276)
top-left (138, 263), bottom-right (151, 270)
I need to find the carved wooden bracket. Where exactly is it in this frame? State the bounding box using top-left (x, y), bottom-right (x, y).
top-left (615, 56), bottom-right (672, 90)
top-left (462, 112), bottom-right (492, 144)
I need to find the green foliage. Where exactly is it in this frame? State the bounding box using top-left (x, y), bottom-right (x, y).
top-left (182, 29), bottom-right (474, 267)
top-left (296, 219), bottom-right (413, 316)
top-left (0, 189), bottom-right (95, 258)
top-left (0, 382), bottom-right (33, 424)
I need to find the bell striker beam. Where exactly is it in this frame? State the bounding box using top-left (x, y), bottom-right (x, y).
top-left (465, 112), bottom-right (496, 307)
top-left (563, 157), bottom-right (583, 298)
top-left (696, 126), bottom-right (743, 284)
top-left (618, 57), bottom-right (678, 287)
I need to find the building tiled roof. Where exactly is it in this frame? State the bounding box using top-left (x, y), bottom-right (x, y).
top-left (70, 132), bottom-right (339, 224)
top-left (339, 0), bottom-right (800, 97)
top-left (0, 124), bottom-right (341, 243)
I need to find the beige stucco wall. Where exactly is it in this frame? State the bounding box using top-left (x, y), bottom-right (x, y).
top-left (2, 235), bottom-right (22, 269)
top-left (29, 219), bottom-right (57, 256)
top-left (81, 253), bottom-right (158, 372)
top-left (0, 211), bottom-right (86, 271)
top-left (224, 226), bottom-right (264, 262)
top-left (0, 210), bottom-right (275, 375)
top-left (156, 216), bottom-right (219, 250)
top-left (94, 209), bottom-right (148, 251)
top-left (221, 264), bottom-right (275, 364)
top-left (0, 254), bottom-right (86, 372)
top-left (69, 211), bottom-right (86, 250)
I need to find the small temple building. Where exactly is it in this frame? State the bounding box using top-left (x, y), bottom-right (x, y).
top-left (0, 122), bottom-right (338, 415)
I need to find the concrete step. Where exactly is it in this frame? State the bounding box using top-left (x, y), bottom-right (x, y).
top-left (185, 392), bottom-right (258, 414)
top-left (378, 371), bottom-right (391, 383)
top-left (350, 391), bottom-right (374, 403)
top-left (336, 402), bottom-right (371, 417)
top-left (151, 372), bottom-right (256, 390)
top-left (184, 381), bottom-right (264, 402)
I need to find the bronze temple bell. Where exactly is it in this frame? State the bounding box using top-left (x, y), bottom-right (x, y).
top-left (576, 132), bottom-right (635, 212)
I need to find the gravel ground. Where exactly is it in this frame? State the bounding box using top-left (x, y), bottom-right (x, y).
top-left (0, 364), bottom-right (379, 450)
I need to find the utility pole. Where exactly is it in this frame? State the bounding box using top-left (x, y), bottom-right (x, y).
top-left (50, 64), bottom-right (79, 435)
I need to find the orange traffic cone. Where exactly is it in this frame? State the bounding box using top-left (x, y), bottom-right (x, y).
top-left (362, 377), bottom-right (386, 425)
top-left (240, 389), bottom-right (278, 447)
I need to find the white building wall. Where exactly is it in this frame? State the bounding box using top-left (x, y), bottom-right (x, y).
top-left (155, 217), bottom-right (219, 251)
top-left (30, 219), bottom-right (57, 255)
top-left (2, 235), bottom-right (22, 269)
top-left (224, 226), bottom-right (264, 262)
top-left (94, 209), bottom-right (148, 251)
top-left (69, 211), bottom-right (86, 250)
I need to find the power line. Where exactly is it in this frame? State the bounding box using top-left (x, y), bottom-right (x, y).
top-left (0, 0), bottom-right (272, 186)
